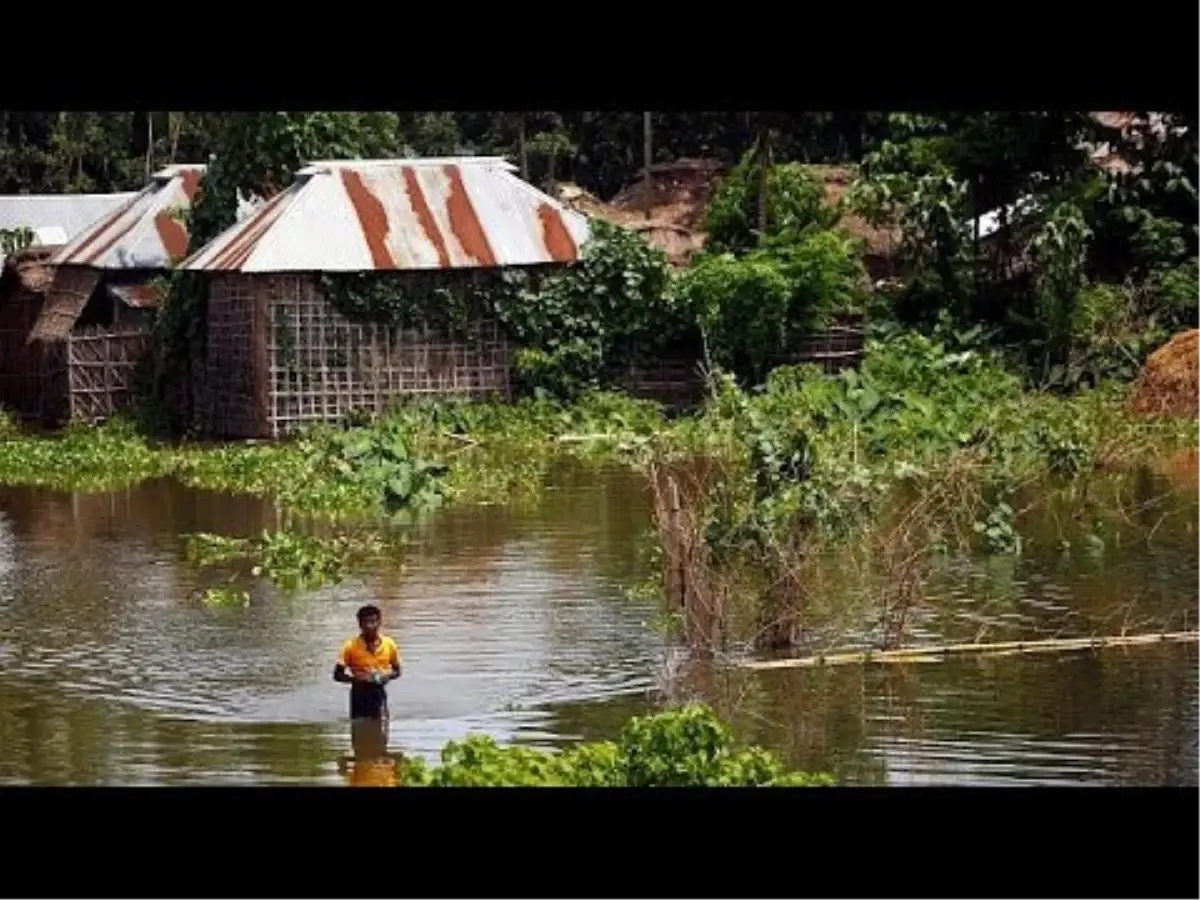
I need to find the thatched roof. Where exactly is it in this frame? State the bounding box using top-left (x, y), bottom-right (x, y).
top-left (607, 158), bottom-right (725, 233)
top-left (803, 165), bottom-right (899, 259)
top-left (26, 266), bottom-right (102, 342)
top-left (0, 245), bottom-right (59, 300)
top-left (2, 245), bottom-right (161, 342)
top-left (1130, 328), bottom-right (1199, 420)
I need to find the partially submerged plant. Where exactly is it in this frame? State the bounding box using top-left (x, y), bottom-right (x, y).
top-left (185, 528), bottom-right (392, 594)
top-left (399, 703), bottom-right (834, 787)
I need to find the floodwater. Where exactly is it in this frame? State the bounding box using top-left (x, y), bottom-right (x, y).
top-left (0, 464), bottom-right (1196, 786)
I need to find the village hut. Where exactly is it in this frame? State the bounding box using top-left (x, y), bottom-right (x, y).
top-left (181, 157), bottom-right (591, 440)
top-left (6, 165), bottom-right (206, 426)
top-left (0, 191), bottom-right (141, 423)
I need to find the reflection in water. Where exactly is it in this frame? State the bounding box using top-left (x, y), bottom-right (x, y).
top-left (0, 463), bottom-right (1196, 786)
top-left (341, 718), bottom-right (400, 788)
top-left (542, 644), bottom-right (1199, 786)
top-left (0, 471), bottom-right (664, 784)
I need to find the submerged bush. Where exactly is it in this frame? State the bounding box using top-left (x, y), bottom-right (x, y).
top-left (0, 416), bottom-right (173, 492)
top-left (0, 390), bottom-right (668, 520)
top-left (399, 704), bottom-right (834, 787)
top-left (185, 529), bottom-right (392, 594)
top-left (641, 320), bottom-right (1198, 651)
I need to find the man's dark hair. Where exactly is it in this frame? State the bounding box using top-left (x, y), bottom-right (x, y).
top-left (357, 604), bottom-right (382, 623)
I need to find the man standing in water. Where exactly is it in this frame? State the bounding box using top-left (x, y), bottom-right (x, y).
top-left (333, 604), bottom-right (402, 728)
top-left (334, 605), bottom-right (403, 786)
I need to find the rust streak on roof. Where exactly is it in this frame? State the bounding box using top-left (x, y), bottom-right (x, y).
top-left (154, 212), bottom-right (189, 261)
top-left (208, 192), bottom-right (289, 271)
top-left (537, 203), bottom-right (578, 263)
top-left (62, 197), bottom-right (138, 266)
top-left (110, 283), bottom-right (160, 309)
top-left (80, 211), bottom-right (145, 267)
top-left (443, 165), bottom-right (496, 267)
top-left (340, 170), bottom-right (394, 269)
top-left (401, 168), bottom-right (450, 268)
top-left (220, 215), bottom-right (276, 272)
top-left (179, 169), bottom-right (202, 203)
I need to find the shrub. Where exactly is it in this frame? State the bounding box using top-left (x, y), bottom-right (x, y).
top-left (675, 230), bottom-right (866, 386)
top-left (399, 704), bottom-right (834, 787)
top-left (494, 219), bottom-right (685, 400)
top-left (705, 153), bottom-right (841, 254)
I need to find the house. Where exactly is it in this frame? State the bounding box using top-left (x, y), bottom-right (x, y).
top-left (181, 157), bottom-right (591, 439)
top-left (0, 191), bottom-right (139, 423)
top-left (0, 165), bottom-right (205, 426)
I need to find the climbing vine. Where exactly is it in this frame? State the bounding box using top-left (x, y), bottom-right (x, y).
top-left (317, 269), bottom-right (519, 339)
top-left (316, 220), bottom-right (689, 401)
top-left (149, 113), bottom-right (405, 426)
top-left (492, 220), bottom-right (690, 399)
top-left (148, 270), bottom-right (208, 428)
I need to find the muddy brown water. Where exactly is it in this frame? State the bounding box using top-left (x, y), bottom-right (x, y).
top-left (0, 464), bottom-right (1195, 786)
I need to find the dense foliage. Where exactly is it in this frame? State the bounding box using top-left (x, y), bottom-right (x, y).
top-left (704, 152), bottom-right (842, 254)
top-left (641, 319), bottom-right (1197, 650)
top-left (674, 152), bottom-right (869, 385)
top-left (400, 704), bottom-right (834, 787)
top-left (0, 111), bottom-right (897, 199)
top-left (320, 220), bottom-right (685, 401)
top-left (847, 112), bottom-right (1197, 387)
top-left (494, 220), bottom-right (686, 398)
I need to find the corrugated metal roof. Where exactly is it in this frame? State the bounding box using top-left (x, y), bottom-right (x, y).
top-left (182, 157), bottom-right (591, 273)
top-left (107, 282), bottom-right (160, 309)
top-left (49, 164), bottom-right (206, 270)
top-left (0, 191), bottom-right (137, 237)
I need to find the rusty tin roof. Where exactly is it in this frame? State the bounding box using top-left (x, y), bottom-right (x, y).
top-left (49, 164), bottom-right (206, 270)
top-left (0, 192), bottom-right (138, 238)
top-left (107, 282), bottom-right (161, 309)
top-left (182, 157), bottom-right (592, 273)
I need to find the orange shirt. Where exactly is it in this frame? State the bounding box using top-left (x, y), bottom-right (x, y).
top-left (337, 634), bottom-right (401, 678)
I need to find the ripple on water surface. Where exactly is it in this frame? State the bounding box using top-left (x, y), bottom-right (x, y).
top-left (0, 471), bottom-right (1196, 785)
top-left (0, 477), bottom-right (665, 778)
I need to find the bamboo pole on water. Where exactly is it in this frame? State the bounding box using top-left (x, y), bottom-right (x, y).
top-left (739, 631), bottom-right (1200, 671)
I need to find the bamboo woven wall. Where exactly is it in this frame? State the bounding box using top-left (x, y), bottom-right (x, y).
top-left (198, 274), bottom-right (265, 439)
top-left (198, 274), bottom-right (513, 439)
top-left (609, 314), bottom-right (866, 404)
top-left (64, 326), bottom-right (151, 424)
top-left (605, 357), bottom-right (708, 407)
top-left (266, 275), bottom-right (511, 438)
top-left (0, 288), bottom-right (47, 421)
top-left (789, 313), bottom-right (866, 374)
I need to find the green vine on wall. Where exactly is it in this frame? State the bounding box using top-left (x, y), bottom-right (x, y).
top-left (317, 270), bottom-right (514, 339)
top-left (318, 221), bottom-right (689, 400)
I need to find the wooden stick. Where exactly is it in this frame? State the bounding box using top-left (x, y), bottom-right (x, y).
top-left (554, 433), bottom-right (643, 444)
top-left (441, 431), bottom-right (478, 447)
top-left (739, 631), bottom-right (1200, 671)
